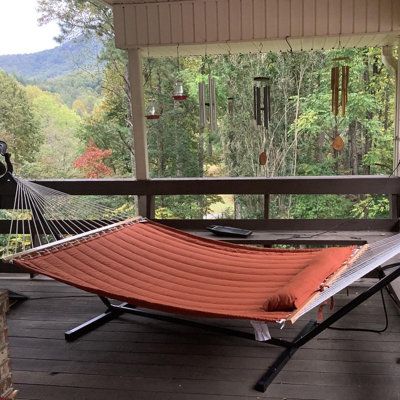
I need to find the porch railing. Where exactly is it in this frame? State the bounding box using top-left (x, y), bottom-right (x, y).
top-left (1, 175), bottom-right (399, 234)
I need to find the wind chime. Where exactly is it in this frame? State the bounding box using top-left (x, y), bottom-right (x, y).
top-left (331, 58), bottom-right (350, 151)
top-left (225, 45), bottom-right (235, 117)
top-left (173, 44), bottom-right (187, 102)
top-left (145, 54), bottom-right (161, 120)
top-left (199, 69), bottom-right (217, 131)
top-left (253, 77), bottom-right (271, 166)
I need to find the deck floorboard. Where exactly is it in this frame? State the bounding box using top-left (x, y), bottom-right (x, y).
top-left (1, 278), bottom-right (400, 400)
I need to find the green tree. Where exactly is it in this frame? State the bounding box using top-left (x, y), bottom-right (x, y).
top-left (18, 85), bottom-right (82, 179)
top-left (79, 55), bottom-right (133, 176)
top-left (0, 70), bottom-right (43, 166)
top-left (38, 0), bottom-right (114, 42)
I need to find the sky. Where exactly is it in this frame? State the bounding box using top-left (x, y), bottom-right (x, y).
top-left (0, 0), bottom-right (60, 56)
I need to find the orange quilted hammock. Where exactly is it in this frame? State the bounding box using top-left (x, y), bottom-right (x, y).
top-left (13, 220), bottom-right (355, 322)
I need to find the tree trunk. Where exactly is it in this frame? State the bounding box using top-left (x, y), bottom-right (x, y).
top-left (207, 133), bottom-right (213, 159)
top-left (316, 132), bottom-right (325, 163)
top-left (198, 128), bottom-right (205, 216)
top-left (348, 120), bottom-right (358, 175)
top-left (363, 131), bottom-right (372, 174)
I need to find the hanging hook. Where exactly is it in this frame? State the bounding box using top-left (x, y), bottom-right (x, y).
top-left (147, 47), bottom-right (153, 88)
top-left (226, 40), bottom-right (232, 56)
top-left (176, 43), bottom-right (180, 71)
top-left (285, 36), bottom-right (293, 53)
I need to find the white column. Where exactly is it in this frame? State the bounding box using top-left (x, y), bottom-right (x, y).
top-left (128, 48), bottom-right (149, 180)
top-left (127, 48), bottom-right (149, 216)
top-left (396, 47), bottom-right (400, 176)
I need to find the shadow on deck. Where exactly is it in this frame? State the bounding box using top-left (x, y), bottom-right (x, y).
top-left (2, 277), bottom-right (400, 400)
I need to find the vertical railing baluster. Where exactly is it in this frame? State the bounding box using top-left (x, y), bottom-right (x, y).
top-left (146, 195), bottom-right (155, 219)
top-left (390, 194), bottom-right (400, 227)
top-left (264, 194), bottom-right (270, 220)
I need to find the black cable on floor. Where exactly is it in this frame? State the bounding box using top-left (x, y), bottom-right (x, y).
top-left (328, 289), bottom-right (389, 334)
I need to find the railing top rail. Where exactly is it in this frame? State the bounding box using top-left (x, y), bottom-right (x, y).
top-left (1, 175), bottom-right (400, 196)
top-left (30, 175), bottom-right (400, 196)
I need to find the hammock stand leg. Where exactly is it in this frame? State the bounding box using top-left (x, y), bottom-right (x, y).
top-left (254, 320), bottom-right (317, 392)
top-left (63, 265), bottom-right (400, 391)
top-left (255, 263), bottom-right (400, 392)
top-left (64, 297), bottom-right (127, 342)
top-left (8, 291), bottom-right (28, 303)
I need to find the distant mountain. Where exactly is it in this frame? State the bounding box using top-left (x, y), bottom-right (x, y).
top-left (0, 36), bottom-right (103, 81)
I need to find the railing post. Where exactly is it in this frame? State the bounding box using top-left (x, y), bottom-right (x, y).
top-left (146, 195), bottom-right (155, 219)
top-left (127, 48), bottom-right (149, 217)
top-left (263, 194), bottom-right (270, 219)
top-left (390, 194), bottom-right (400, 224)
top-left (394, 43), bottom-right (400, 175)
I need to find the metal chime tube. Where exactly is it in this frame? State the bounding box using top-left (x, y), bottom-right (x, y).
top-left (208, 75), bottom-right (214, 130)
top-left (198, 76), bottom-right (217, 131)
top-left (253, 78), bottom-right (271, 127)
top-left (208, 76), bottom-right (217, 131)
top-left (211, 77), bottom-right (217, 131)
top-left (263, 85), bottom-right (270, 129)
top-left (341, 65), bottom-right (350, 117)
top-left (256, 86), bottom-right (262, 126)
top-left (253, 86), bottom-right (258, 122)
top-left (208, 75), bottom-right (213, 130)
top-left (199, 82), bottom-right (206, 128)
top-left (331, 64), bottom-right (350, 117)
top-left (331, 66), bottom-right (340, 116)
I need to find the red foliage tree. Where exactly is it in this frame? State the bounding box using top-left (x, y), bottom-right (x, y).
top-left (74, 139), bottom-right (113, 178)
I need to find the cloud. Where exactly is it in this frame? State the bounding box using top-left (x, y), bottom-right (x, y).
top-left (0, 0), bottom-right (60, 55)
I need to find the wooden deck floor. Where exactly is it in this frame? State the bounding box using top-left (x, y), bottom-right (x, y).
top-left (1, 276), bottom-right (400, 400)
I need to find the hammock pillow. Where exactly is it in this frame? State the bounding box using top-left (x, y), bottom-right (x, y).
top-left (263, 247), bottom-right (354, 312)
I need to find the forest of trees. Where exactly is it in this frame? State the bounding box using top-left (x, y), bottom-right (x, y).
top-left (0, 0), bottom-right (396, 222)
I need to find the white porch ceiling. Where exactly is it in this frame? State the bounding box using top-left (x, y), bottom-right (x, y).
top-left (109, 0), bottom-right (400, 56)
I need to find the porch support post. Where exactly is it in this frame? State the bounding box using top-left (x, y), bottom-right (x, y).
top-left (127, 48), bottom-right (149, 216)
top-left (395, 44), bottom-right (400, 176)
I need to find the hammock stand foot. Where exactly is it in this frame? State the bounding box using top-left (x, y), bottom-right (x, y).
top-left (7, 291), bottom-right (28, 312)
top-left (8, 290), bottom-right (28, 304)
top-left (254, 320), bottom-right (317, 392)
top-left (8, 290), bottom-right (29, 307)
top-left (64, 298), bottom-right (128, 342)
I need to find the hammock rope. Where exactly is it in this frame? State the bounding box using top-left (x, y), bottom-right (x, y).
top-left (290, 233), bottom-right (400, 321)
top-left (4, 176), bottom-right (133, 258)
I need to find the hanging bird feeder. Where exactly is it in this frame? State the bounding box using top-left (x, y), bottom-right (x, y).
top-left (145, 99), bottom-right (161, 120)
top-left (172, 44), bottom-right (187, 102)
top-left (173, 80), bottom-right (187, 101)
top-left (145, 52), bottom-right (161, 120)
